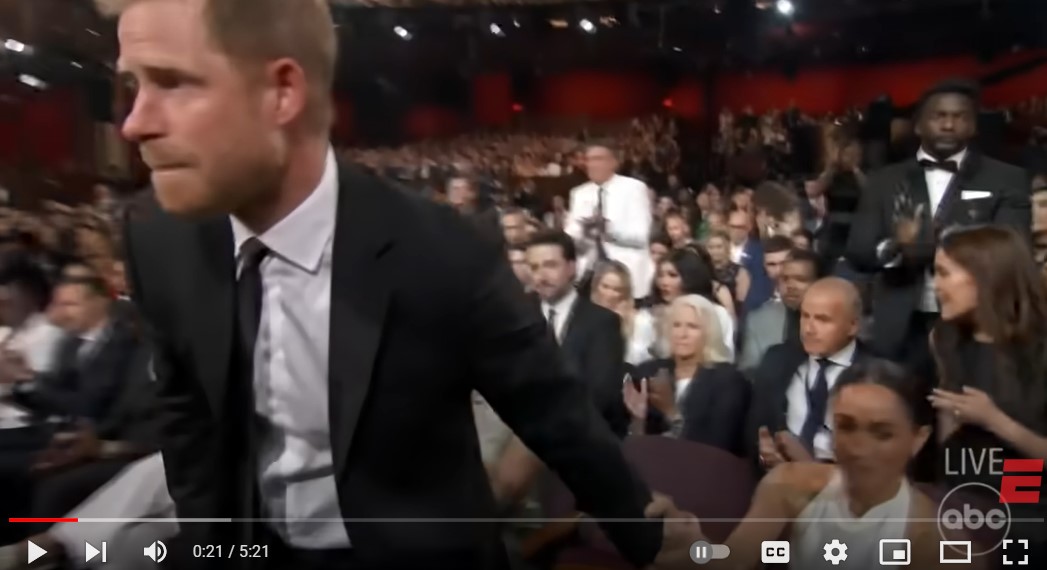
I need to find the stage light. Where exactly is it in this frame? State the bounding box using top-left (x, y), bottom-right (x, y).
top-left (393, 26), bottom-right (412, 40)
top-left (776, 0), bottom-right (795, 16)
top-left (579, 19), bottom-right (596, 34)
top-left (3, 39), bottom-right (28, 53)
top-left (18, 74), bottom-right (47, 90)
top-left (489, 23), bottom-right (504, 37)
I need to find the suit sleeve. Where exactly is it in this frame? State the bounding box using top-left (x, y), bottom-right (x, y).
top-left (845, 167), bottom-right (893, 273)
top-left (466, 237), bottom-right (661, 568)
top-left (606, 183), bottom-right (652, 249)
top-left (584, 309), bottom-right (627, 434)
top-left (738, 313), bottom-right (764, 373)
top-left (993, 166), bottom-right (1032, 238)
top-left (12, 369), bottom-right (81, 417)
top-left (564, 187), bottom-right (592, 253)
top-left (684, 367), bottom-right (750, 453)
top-left (122, 219), bottom-right (224, 546)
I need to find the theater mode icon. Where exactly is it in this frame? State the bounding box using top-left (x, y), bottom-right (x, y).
top-left (761, 541), bottom-right (790, 564)
top-left (939, 540), bottom-right (972, 564)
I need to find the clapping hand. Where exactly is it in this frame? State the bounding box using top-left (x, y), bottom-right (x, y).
top-left (0, 350), bottom-right (32, 386)
top-left (929, 387), bottom-right (1005, 431)
top-left (645, 493), bottom-right (705, 570)
top-left (758, 426), bottom-right (815, 469)
top-left (891, 191), bottom-right (925, 246)
top-left (33, 422), bottom-right (102, 473)
top-left (622, 376), bottom-right (649, 421)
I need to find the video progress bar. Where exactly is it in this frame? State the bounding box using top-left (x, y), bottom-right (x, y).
top-left (11, 517), bottom-right (1047, 523)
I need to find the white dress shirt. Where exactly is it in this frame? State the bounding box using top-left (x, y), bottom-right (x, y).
top-left (230, 147), bottom-right (350, 549)
top-left (542, 289), bottom-right (578, 343)
top-left (785, 340), bottom-right (857, 460)
top-left (564, 174), bottom-right (654, 297)
top-left (879, 148), bottom-right (967, 312)
top-left (0, 313), bottom-right (64, 429)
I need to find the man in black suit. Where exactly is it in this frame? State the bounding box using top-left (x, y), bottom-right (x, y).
top-left (846, 79), bottom-right (1030, 373)
top-left (108, 0), bottom-right (689, 568)
top-left (525, 230), bottom-right (628, 436)
top-left (748, 278), bottom-right (871, 469)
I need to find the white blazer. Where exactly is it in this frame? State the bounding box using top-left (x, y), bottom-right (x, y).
top-left (565, 174), bottom-right (654, 298)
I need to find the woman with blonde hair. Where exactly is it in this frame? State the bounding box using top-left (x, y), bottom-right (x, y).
top-left (622, 294), bottom-right (750, 456)
top-left (590, 260), bottom-right (659, 365)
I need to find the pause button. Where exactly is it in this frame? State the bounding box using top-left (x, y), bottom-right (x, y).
top-left (690, 541), bottom-right (731, 564)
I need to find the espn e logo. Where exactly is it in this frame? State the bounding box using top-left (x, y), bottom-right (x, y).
top-left (999, 459), bottom-right (1044, 505)
top-left (761, 541), bottom-right (790, 564)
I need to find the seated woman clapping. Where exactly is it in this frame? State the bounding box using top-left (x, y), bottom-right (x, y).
top-left (674, 360), bottom-right (983, 570)
top-left (622, 294), bottom-right (750, 456)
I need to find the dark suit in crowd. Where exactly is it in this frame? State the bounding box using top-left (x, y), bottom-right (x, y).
top-left (13, 317), bottom-right (141, 423)
top-left (846, 151), bottom-right (1029, 368)
top-left (557, 295), bottom-right (629, 437)
top-left (634, 360), bottom-right (751, 456)
top-left (123, 163), bottom-right (663, 569)
top-left (746, 340), bottom-right (873, 464)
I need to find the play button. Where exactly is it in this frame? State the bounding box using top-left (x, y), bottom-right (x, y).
top-left (27, 541), bottom-right (46, 564)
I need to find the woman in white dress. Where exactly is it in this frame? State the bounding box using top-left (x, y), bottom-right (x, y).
top-left (666, 360), bottom-right (983, 570)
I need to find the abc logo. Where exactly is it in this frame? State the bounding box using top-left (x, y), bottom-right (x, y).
top-left (941, 503), bottom-right (1007, 530)
top-left (936, 482), bottom-right (1012, 557)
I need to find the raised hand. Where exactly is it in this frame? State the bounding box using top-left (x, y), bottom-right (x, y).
top-left (758, 426), bottom-right (787, 469)
top-left (892, 190), bottom-right (925, 245)
top-left (622, 376), bottom-right (648, 421)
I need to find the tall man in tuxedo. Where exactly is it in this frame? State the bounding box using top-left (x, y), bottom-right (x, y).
top-left (107, 0), bottom-right (688, 568)
top-left (565, 142), bottom-right (653, 299)
top-left (526, 230), bottom-right (628, 436)
top-left (846, 80), bottom-right (1030, 374)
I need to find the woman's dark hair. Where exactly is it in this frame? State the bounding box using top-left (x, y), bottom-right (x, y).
top-left (649, 231), bottom-right (672, 249)
top-left (934, 225), bottom-right (1047, 424)
top-left (832, 359), bottom-right (932, 427)
top-left (0, 255), bottom-right (52, 312)
top-left (653, 247), bottom-right (719, 306)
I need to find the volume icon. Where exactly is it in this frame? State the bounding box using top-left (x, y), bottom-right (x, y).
top-left (144, 541), bottom-right (167, 563)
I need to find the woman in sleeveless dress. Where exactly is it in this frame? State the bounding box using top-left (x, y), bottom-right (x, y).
top-left (928, 226), bottom-right (1047, 563)
top-left (673, 360), bottom-right (983, 569)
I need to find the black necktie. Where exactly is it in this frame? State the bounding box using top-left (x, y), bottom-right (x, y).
top-left (783, 308), bottom-right (801, 344)
top-left (918, 158), bottom-right (959, 173)
top-left (547, 308), bottom-right (558, 341)
top-left (594, 186), bottom-right (608, 261)
top-left (233, 237), bottom-right (269, 526)
top-left (799, 358), bottom-right (832, 448)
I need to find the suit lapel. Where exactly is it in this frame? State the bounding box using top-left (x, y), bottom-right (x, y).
top-left (193, 218), bottom-right (235, 417)
top-left (934, 151), bottom-right (981, 231)
top-left (329, 163), bottom-right (394, 483)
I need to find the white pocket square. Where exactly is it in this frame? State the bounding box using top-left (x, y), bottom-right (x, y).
top-left (961, 190), bottom-right (992, 200)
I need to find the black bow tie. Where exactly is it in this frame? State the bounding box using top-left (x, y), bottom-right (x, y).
top-left (918, 158), bottom-right (959, 173)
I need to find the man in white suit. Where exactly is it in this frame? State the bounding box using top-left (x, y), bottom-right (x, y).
top-left (565, 142), bottom-right (654, 299)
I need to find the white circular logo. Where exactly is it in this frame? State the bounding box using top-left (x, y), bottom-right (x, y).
top-left (936, 481), bottom-right (1012, 557)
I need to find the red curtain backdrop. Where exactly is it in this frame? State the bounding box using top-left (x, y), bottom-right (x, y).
top-left (0, 82), bottom-right (78, 169)
top-left (6, 51), bottom-right (1047, 167)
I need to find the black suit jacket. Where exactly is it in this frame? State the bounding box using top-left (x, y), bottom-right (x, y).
top-left (15, 316), bottom-right (141, 427)
top-left (635, 360), bottom-right (751, 456)
top-left (558, 295), bottom-right (628, 436)
top-left (745, 340), bottom-right (874, 464)
top-left (845, 152), bottom-right (1030, 356)
top-left (123, 163), bottom-right (661, 569)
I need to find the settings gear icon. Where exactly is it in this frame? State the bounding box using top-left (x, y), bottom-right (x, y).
top-left (823, 539), bottom-right (848, 565)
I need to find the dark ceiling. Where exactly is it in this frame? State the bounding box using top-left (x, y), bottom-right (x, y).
top-left (1, 0), bottom-right (1045, 92)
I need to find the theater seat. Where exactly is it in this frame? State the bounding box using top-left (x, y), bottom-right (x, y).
top-left (529, 436), bottom-right (757, 569)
